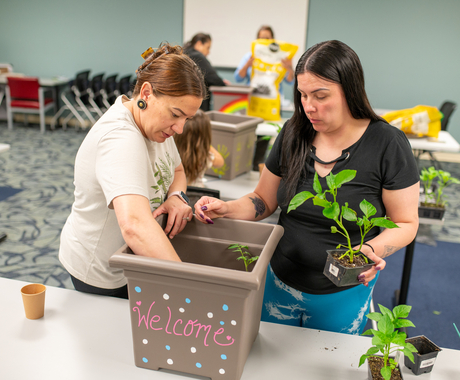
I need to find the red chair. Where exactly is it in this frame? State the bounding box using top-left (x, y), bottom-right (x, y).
top-left (6, 77), bottom-right (55, 133)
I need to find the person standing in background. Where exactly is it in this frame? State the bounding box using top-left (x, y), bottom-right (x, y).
top-left (184, 33), bottom-right (231, 111)
top-left (234, 25), bottom-right (295, 171)
top-left (234, 25), bottom-right (294, 85)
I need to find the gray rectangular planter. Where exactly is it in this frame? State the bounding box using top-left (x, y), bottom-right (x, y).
top-left (109, 215), bottom-right (284, 380)
top-left (205, 111), bottom-right (263, 180)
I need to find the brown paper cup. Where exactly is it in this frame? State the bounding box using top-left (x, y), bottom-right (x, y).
top-left (21, 283), bottom-right (46, 319)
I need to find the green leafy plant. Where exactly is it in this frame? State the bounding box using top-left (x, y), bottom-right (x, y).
top-left (228, 244), bottom-right (259, 272)
top-left (288, 169), bottom-right (399, 263)
top-left (261, 122), bottom-right (283, 141)
top-left (359, 304), bottom-right (417, 380)
top-left (420, 166), bottom-right (460, 207)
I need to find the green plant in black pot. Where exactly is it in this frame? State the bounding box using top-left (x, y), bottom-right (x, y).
top-left (288, 169), bottom-right (399, 264)
top-left (420, 166), bottom-right (460, 207)
top-left (359, 304), bottom-right (417, 380)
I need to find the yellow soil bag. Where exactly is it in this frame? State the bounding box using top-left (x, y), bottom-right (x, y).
top-left (382, 105), bottom-right (442, 138)
top-left (247, 39), bottom-right (298, 121)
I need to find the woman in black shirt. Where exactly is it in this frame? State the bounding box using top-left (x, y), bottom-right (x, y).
top-left (183, 33), bottom-right (229, 111)
top-left (194, 40), bottom-right (419, 334)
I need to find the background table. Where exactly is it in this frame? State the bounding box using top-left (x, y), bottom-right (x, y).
top-left (1, 278), bottom-right (459, 379)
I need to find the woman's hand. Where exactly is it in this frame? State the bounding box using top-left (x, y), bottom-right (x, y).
top-left (356, 245), bottom-right (386, 287)
top-left (281, 57), bottom-right (294, 82)
top-left (152, 196), bottom-right (193, 239)
top-left (194, 196), bottom-right (228, 224)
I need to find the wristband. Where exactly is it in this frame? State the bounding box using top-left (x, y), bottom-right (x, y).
top-left (363, 242), bottom-right (375, 253)
top-left (168, 191), bottom-right (190, 205)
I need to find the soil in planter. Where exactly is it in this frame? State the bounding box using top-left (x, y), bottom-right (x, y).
top-left (330, 251), bottom-right (369, 268)
top-left (412, 337), bottom-right (441, 355)
top-left (419, 202), bottom-right (443, 208)
top-left (368, 357), bottom-right (403, 380)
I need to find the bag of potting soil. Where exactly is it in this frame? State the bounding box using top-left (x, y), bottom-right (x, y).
top-left (247, 39), bottom-right (298, 121)
top-left (381, 105), bottom-right (442, 138)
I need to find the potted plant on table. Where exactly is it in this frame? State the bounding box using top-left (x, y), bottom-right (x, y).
top-left (359, 304), bottom-right (418, 380)
top-left (288, 169), bottom-right (399, 287)
top-left (419, 166), bottom-right (460, 220)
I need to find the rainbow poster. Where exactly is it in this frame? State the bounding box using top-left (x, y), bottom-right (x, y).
top-left (218, 96), bottom-right (248, 114)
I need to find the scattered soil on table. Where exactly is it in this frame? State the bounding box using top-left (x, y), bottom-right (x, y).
top-left (368, 357), bottom-right (403, 380)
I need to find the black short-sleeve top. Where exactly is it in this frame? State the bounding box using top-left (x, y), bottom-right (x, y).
top-left (264, 119), bottom-right (419, 294)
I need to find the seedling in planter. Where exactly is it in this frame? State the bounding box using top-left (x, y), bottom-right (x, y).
top-left (228, 244), bottom-right (259, 272)
top-left (288, 169), bottom-right (399, 263)
top-left (420, 166), bottom-right (460, 207)
top-left (359, 304), bottom-right (417, 380)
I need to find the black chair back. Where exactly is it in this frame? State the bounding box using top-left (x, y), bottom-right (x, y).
top-left (439, 101), bottom-right (457, 131)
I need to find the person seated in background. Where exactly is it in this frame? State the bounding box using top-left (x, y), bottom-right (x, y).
top-left (174, 110), bottom-right (224, 187)
top-left (183, 33), bottom-right (231, 111)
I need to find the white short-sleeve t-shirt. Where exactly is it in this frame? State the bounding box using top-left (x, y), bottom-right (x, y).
top-left (59, 96), bottom-right (181, 289)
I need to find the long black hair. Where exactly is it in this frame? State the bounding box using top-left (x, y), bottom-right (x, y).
top-left (281, 40), bottom-right (383, 202)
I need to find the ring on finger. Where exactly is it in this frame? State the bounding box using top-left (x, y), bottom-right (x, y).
top-left (182, 216), bottom-right (190, 221)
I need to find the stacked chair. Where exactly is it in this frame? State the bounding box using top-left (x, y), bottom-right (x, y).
top-left (51, 70), bottom-right (136, 130)
top-left (100, 74), bottom-right (118, 109)
top-left (114, 74), bottom-right (133, 99)
top-left (87, 73), bottom-right (105, 117)
top-left (51, 70), bottom-right (94, 130)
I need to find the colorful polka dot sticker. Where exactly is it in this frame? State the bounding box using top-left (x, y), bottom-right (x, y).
top-left (222, 304), bottom-right (229, 311)
top-left (142, 339), bottom-right (148, 344)
top-left (185, 298), bottom-right (191, 303)
top-left (163, 293), bottom-right (170, 300)
top-left (135, 286), bottom-right (141, 293)
top-left (207, 312), bottom-right (213, 318)
top-left (167, 359), bottom-right (173, 365)
top-left (165, 345), bottom-right (170, 350)
top-left (142, 357), bottom-right (148, 363)
top-left (219, 369), bottom-right (226, 374)
top-left (196, 363), bottom-right (202, 368)
top-left (191, 347), bottom-right (196, 353)
top-left (221, 354), bottom-right (227, 360)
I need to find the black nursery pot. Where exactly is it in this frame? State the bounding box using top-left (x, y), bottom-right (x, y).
top-left (367, 356), bottom-right (404, 380)
top-left (405, 335), bottom-right (442, 375)
top-left (323, 249), bottom-right (375, 287)
top-left (418, 205), bottom-right (445, 220)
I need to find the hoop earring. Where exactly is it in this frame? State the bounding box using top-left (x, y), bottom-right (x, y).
top-left (137, 99), bottom-right (147, 110)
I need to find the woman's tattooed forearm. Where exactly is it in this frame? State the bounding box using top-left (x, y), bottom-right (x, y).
top-left (249, 197), bottom-right (266, 218)
top-left (381, 246), bottom-right (403, 258)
